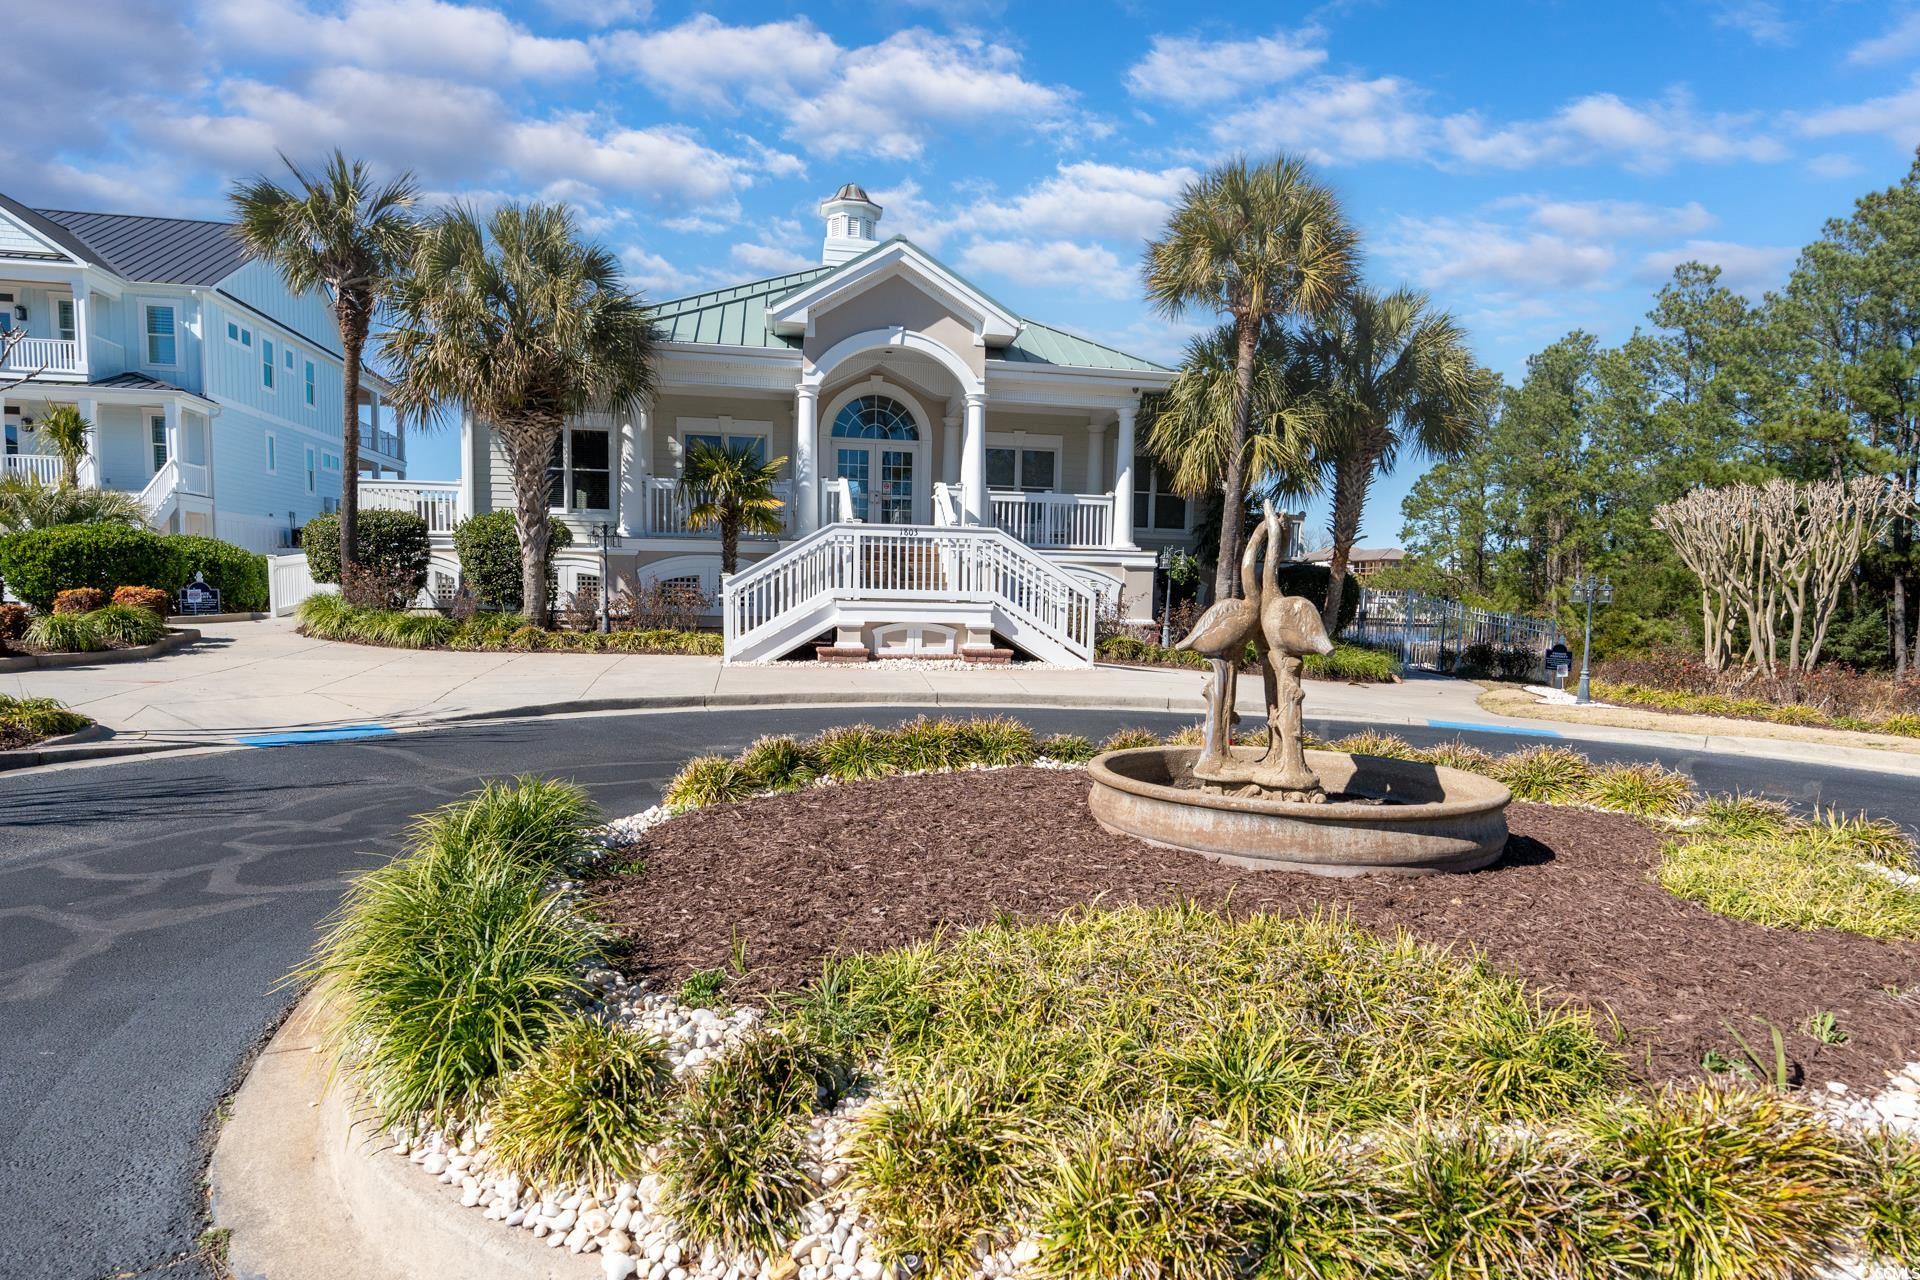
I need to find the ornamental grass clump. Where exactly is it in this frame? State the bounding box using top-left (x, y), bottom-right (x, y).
top-left (24, 610), bottom-right (100, 653)
top-left (1659, 826), bottom-right (1920, 940)
top-left (1494, 745), bottom-right (1596, 803)
top-left (1854, 1129), bottom-right (1920, 1269)
top-left (954, 714), bottom-right (1039, 766)
top-left (1100, 726), bottom-right (1160, 752)
top-left (489, 1015), bottom-right (675, 1188)
top-left (1692, 792), bottom-right (1795, 841)
top-left (1421, 740), bottom-right (1499, 775)
top-left (809, 723), bottom-right (899, 782)
top-left (1330, 730), bottom-right (1422, 760)
top-left (887, 714), bottom-right (967, 772)
top-left (1581, 761), bottom-right (1697, 817)
top-left (1384, 1123), bottom-right (1599, 1280)
top-left (663, 755), bottom-right (755, 813)
top-left (1036, 732), bottom-right (1097, 763)
top-left (409, 775), bottom-right (600, 874)
top-left (82, 602), bottom-right (167, 647)
top-left (0, 693), bottom-right (90, 743)
top-left (737, 734), bottom-right (820, 793)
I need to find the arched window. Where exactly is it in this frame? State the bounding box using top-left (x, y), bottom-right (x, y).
top-left (831, 395), bottom-right (918, 440)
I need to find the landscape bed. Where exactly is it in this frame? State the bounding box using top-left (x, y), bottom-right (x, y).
top-left (0, 694), bottom-right (91, 750)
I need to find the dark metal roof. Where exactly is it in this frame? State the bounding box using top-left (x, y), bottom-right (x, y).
top-left (32, 208), bottom-right (251, 285)
top-left (88, 371), bottom-right (216, 403)
top-left (0, 192), bottom-right (100, 265)
top-left (829, 183), bottom-right (876, 205)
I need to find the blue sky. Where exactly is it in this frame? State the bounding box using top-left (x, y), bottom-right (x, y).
top-left (13, 0), bottom-right (1920, 542)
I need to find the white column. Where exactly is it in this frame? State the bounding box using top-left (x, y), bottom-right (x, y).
top-left (1083, 418), bottom-right (1105, 493)
top-left (616, 410), bottom-right (642, 537)
top-left (163, 400), bottom-right (183, 474)
top-left (76, 395), bottom-right (100, 488)
top-left (72, 281), bottom-right (91, 378)
top-left (941, 403), bottom-right (961, 488)
top-left (458, 412), bottom-right (479, 520)
top-left (960, 390), bottom-right (987, 525)
top-left (1110, 402), bottom-right (1137, 550)
top-left (794, 382), bottom-right (819, 532)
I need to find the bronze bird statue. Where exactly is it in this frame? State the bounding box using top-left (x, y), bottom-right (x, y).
top-left (1254, 497), bottom-right (1334, 799)
top-left (1176, 514), bottom-right (1268, 778)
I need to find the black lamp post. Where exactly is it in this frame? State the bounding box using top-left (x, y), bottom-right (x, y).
top-left (1570, 572), bottom-right (1613, 705)
top-left (590, 521), bottom-right (612, 634)
top-left (1157, 546), bottom-right (1174, 648)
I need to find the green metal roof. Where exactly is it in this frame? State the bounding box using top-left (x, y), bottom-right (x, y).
top-left (647, 245), bottom-right (1168, 375)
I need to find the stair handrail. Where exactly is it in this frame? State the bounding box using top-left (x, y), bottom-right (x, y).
top-left (137, 458), bottom-right (179, 520)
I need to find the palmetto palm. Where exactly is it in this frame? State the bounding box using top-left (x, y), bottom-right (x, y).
top-left (38, 404), bottom-right (90, 488)
top-left (229, 151), bottom-right (420, 574)
top-left (1301, 287), bottom-right (1493, 632)
top-left (0, 474), bottom-right (149, 534)
top-left (682, 440), bottom-right (789, 575)
top-left (1145, 155), bottom-right (1356, 601)
top-left (1143, 323), bottom-right (1321, 508)
top-left (382, 202), bottom-right (658, 623)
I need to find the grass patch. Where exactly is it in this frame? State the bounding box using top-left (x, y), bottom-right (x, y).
top-left (489, 1015), bottom-right (675, 1187)
top-left (1658, 825), bottom-right (1920, 940)
top-left (0, 693), bottom-right (91, 749)
top-left (24, 610), bottom-right (101, 653)
top-left (1098, 635), bottom-right (1402, 683)
top-left (1595, 677), bottom-right (1920, 740)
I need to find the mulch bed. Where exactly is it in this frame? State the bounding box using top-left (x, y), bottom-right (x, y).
top-left (594, 768), bottom-right (1920, 1088)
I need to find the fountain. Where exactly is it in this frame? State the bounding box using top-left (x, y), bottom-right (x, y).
top-left (1087, 502), bottom-right (1511, 877)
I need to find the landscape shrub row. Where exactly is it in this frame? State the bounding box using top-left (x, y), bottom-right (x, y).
top-left (0, 525), bottom-right (268, 611)
top-left (1097, 634), bottom-right (1404, 682)
top-left (661, 717), bottom-right (1920, 943)
top-left (307, 775), bottom-right (1920, 1280)
top-left (1595, 650), bottom-right (1920, 735)
top-left (0, 693), bottom-right (91, 750)
top-left (296, 593), bottom-right (721, 655)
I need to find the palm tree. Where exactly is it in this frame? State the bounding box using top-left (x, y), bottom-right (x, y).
top-left (1143, 322), bottom-right (1321, 507)
top-left (38, 404), bottom-right (90, 487)
top-left (229, 151), bottom-right (420, 575)
top-left (1301, 287), bottom-right (1493, 632)
top-left (0, 474), bottom-right (149, 533)
top-left (1144, 155), bottom-right (1357, 601)
top-left (682, 440), bottom-right (789, 575)
top-left (383, 202), bottom-right (658, 623)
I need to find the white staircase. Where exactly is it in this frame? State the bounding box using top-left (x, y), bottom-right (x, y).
top-left (138, 459), bottom-right (180, 529)
top-left (721, 521), bottom-right (1096, 665)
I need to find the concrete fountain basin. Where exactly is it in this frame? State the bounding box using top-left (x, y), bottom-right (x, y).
top-left (1087, 746), bottom-right (1512, 877)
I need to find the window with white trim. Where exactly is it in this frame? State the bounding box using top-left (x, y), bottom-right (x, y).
top-left (264, 432), bottom-right (277, 474)
top-left (304, 359), bottom-right (316, 407)
top-left (144, 304), bottom-right (176, 365)
top-left (56, 299), bottom-right (75, 342)
top-left (262, 339), bottom-right (276, 390)
top-left (227, 320), bottom-right (253, 347)
top-left (985, 446), bottom-right (1057, 493)
top-left (680, 423), bottom-right (770, 465)
top-left (149, 414), bottom-right (168, 471)
top-left (304, 445), bottom-right (316, 494)
top-left (547, 426), bottom-right (610, 510)
top-left (1133, 455), bottom-right (1188, 531)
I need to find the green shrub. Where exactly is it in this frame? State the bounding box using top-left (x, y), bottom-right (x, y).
top-left (0, 693), bottom-right (90, 743)
top-left (452, 510), bottom-right (571, 611)
top-left (1493, 745), bottom-right (1595, 803)
top-left (53, 586), bottom-right (105, 613)
top-left (1303, 642), bottom-right (1402, 683)
top-left (302, 509), bottom-right (430, 592)
top-left (737, 735), bottom-right (820, 793)
top-left (489, 1016), bottom-right (675, 1187)
top-left (1385, 1124), bottom-right (1596, 1280)
top-left (810, 724), bottom-right (900, 781)
top-left (887, 714), bottom-right (966, 772)
top-left (1270, 562), bottom-right (1361, 636)
top-left (1037, 733), bottom-right (1098, 763)
top-left (663, 755), bottom-right (755, 812)
top-left (25, 610), bottom-right (101, 653)
top-left (679, 969), bottom-right (730, 1009)
top-left (1853, 1129), bottom-right (1920, 1270)
top-left (111, 585), bottom-right (171, 616)
top-left (0, 524), bottom-right (184, 609)
top-left (955, 714), bottom-right (1039, 766)
top-left (1582, 762), bottom-right (1696, 817)
top-left (1422, 740), bottom-right (1499, 774)
top-left (84, 602), bottom-right (167, 647)
top-left (0, 602), bottom-right (27, 643)
top-left (1691, 793), bottom-right (1794, 841)
top-left (409, 774), bottom-right (600, 874)
top-left (298, 783), bottom-right (599, 1125)
top-left (1330, 730), bottom-right (1423, 760)
top-left (166, 535), bottom-right (268, 611)
top-left (1100, 726), bottom-right (1161, 752)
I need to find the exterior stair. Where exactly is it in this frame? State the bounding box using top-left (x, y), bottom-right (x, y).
top-left (721, 521), bottom-right (1096, 665)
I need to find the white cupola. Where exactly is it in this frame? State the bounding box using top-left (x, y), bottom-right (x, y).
top-left (820, 182), bottom-right (882, 266)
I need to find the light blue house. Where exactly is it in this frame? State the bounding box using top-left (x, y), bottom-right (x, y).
top-left (0, 193), bottom-right (405, 552)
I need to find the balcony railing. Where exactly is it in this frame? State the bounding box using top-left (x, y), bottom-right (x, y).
top-left (360, 479), bottom-right (463, 533)
top-left (989, 489), bottom-right (1114, 549)
top-left (637, 476), bottom-right (794, 537)
top-left (1, 337), bottom-right (83, 378)
top-left (1, 454), bottom-right (63, 484)
top-left (357, 427), bottom-right (404, 460)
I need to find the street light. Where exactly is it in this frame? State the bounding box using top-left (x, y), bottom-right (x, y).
top-left (1157, 547), bottom-right (1174, 648)
top-left (1569, 572), bottom-right (1613, 705)
top-left (590, 521), bottom-right (613, 634)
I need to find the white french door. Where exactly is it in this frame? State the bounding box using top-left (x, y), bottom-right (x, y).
top-left (833, 443), bottom-right (918, 524)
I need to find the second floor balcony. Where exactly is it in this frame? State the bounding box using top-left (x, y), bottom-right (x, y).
top-left (1, 335), bottom-right (83, 380)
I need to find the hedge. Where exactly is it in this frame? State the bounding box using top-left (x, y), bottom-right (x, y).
top-left (1272, 561), bottom-right (1360, 636)
top-left (302, 510), bottom-right (431, 592)
top-left (452, 510), bottom-right (571, 611)
top-left (0, 526), bottom-right (270, 612)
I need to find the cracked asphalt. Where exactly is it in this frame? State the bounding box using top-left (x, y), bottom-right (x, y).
top-left (3, 706), bottom-right (1916, 1280)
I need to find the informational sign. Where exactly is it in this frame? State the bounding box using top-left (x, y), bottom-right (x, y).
top-left (177, 572), bottom-right (222, 616)
top-left (1544, 642), bottom-right (1573, 685)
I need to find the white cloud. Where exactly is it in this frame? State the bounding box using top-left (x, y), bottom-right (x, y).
top-left (955, 162), bottom-right (1198, 244)
top-left (542, 0), bottom-right (649, 28)
top-left (956, 238), bottom-right (1136, 299)
top-left (1125, 29), bottom-right (1325, 105)
top-left (619, 245), bottom-right (694, 295)
top-left (503, 118), bottom-right (751, 209)
top-left (1848, 10), bottom-right (1920, 65)
top-left (784, 30), bottom-right (1071, 159)
top-left (1713, 1), bottom-right (1791, 45)
top-left (1637, 240), bottom-right (1796, 298)
top-left (600, 15), bottom-right (841, 111)
top-left (1518, 197), bottom-right (1714, 239)
top-left (1380, 217), bottom-right (1619, 291)
top-left (203, 0), bottom-right (592, 80)
top-left (1797, 75), bottom-right (1920, 144)
top-left (730, 241), bottom-right (815, 275)
top-left (1806, 152), bottom-right (1866, 178)
top-left (1218, 79), bottom-right (1784, 172)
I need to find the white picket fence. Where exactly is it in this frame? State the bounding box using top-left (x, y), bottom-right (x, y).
top-left (267, 552), bottom-right (334, 617)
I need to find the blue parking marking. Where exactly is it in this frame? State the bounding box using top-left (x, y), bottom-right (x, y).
top-left (1426, 719), bottom-right (1560, 738)
top-left (237, 724), bottom-right (397, 747)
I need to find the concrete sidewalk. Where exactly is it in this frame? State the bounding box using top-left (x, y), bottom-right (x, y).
top-left (8, 618), bottom-right (1920, 777)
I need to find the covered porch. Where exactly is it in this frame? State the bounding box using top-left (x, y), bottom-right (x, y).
top-left (1, 379), bottom-right (216, 531)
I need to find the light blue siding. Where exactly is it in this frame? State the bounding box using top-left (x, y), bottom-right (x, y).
top-left (216, 259), bottom-right (340, 356)
top-left (210, 402), bottom-right (343, 534)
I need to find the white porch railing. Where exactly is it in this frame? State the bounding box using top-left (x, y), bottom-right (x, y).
top-left (359, 479), bottom-right (464, 534)
top-left (824, 477), bottom-right (857, 525)
top-left (989, 489), bottom-right (1113, 549)
top-left (138, 459), bottom-right (178, 525)
top-left (931, 481), bottom-right (963, 527)
top-left (179, 460), bottom-right (211, 497)
top-left (638, 477), bottom-right (794, 537)
top-left (1, 454), bottom-right (63, 484)
top-left (722, 522), bottom-right (1095, 664)
top-left (0, 337), bottom-right (82, 378)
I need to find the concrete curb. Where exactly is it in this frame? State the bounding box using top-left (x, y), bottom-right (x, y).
top-left (211, 994), bottom-right (592, 1280)
top-left (0, 626), bottom-right (200, 672)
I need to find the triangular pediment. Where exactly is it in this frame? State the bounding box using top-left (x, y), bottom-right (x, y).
top-left (766, 238), bottom-right (1022, 347)
top-left (0, 200), bottom-right (88, 266)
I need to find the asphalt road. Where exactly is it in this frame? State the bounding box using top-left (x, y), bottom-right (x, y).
top-left (3, 705), bottom-right (1917, 1280)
